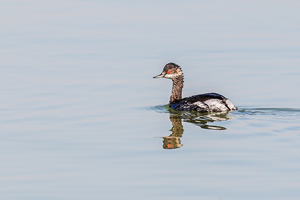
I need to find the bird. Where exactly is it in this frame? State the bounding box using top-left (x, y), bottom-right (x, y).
top-left (153, 62), bottom-right (237, 112)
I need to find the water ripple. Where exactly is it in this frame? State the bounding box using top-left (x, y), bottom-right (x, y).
top-left (238, 107), bottom-right (300, 117)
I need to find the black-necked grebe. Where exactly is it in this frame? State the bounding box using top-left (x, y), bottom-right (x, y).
top-left (153, 62), bottom-right (237, 112)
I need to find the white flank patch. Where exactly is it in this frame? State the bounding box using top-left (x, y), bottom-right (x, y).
top-left (204, 99), bottom-right (228, 111)
top-left (193, 101), bottom-right (208, 109)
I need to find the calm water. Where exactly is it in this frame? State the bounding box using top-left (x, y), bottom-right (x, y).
top-left (1, 1), bottom-right (300, 199)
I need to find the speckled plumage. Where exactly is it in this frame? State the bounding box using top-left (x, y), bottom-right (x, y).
top-left (154, 63), bottom-right (237, 112)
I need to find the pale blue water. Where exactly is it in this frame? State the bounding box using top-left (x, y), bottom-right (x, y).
top-left (1, 1), bottom-right (300, 200)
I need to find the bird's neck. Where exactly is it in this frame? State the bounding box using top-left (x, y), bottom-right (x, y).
top-left (169, 75), bottom-right (184, 104)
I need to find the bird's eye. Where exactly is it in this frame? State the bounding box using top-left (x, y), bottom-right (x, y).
top-left (167, 70), bottom-right (171, 74)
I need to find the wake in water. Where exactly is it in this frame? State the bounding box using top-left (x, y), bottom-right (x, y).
top-left (147, 105), bottom-right (300, 130)
top-left (238, 107), bottom-right (300, 116)
top-left (149, 105), bottom-right (300, 117)
top-left (147, 105), bottom-right (300, 149)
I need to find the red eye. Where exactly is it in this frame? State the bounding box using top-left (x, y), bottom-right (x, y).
top-left (167, 70), bottom-right (171, 74)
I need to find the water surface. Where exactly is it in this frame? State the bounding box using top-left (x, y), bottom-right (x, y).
top-left (1, 1), bottom-right (300, 200)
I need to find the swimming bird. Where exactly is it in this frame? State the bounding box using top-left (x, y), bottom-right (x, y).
top-left (153, 62), bottom-right (237, 112)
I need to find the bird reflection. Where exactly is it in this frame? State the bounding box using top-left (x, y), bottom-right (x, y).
top-left (162, 110), bottom-right (234, 149)
top-left (162, 115), bottom-right (184, 149)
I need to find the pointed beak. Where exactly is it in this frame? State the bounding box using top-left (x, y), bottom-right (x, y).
top-left (153, 73), bottom-right (165, 78)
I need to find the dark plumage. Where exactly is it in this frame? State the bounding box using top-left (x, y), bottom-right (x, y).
top-left (153, 63), bottom-right (237, 112)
